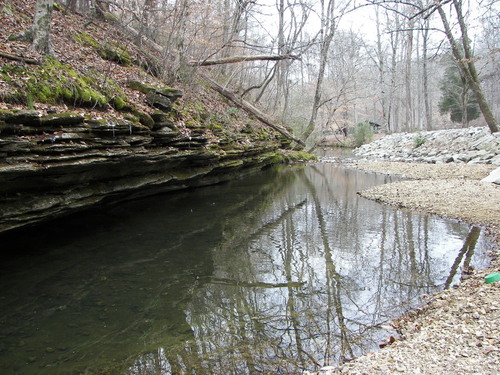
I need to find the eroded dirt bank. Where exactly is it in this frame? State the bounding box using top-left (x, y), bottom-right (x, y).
top-left (307, 161), bottom-right (500, 375)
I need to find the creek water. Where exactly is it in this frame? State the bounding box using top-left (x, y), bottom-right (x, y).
top-left (0, 163), bottom-right (493, 375)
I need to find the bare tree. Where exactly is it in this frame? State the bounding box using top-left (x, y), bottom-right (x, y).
top-left (420, 15), bottom-right (432, 130)
top-left (434, 0), bottom-right (498, 132)
top-left (300, 0), bottom-right (347, 143)
top-left (403, 7), bottom-right (415, 132)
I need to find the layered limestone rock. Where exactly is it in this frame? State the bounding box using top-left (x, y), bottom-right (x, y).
top-left (0, 106), bottom-right (286, 233)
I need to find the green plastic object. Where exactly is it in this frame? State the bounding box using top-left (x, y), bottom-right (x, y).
top-left (485, 272), bottom-right (500, 284)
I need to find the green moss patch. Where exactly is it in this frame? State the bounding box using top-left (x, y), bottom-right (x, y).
top-left (73, 32), bottom-right (132, 66)
top-left (283, 150), bottom-right (317, 163)
top-left (0, 57), bottom-right (129, 108)
top-left (112, 96), bottom-right (130, 110)
top-left (132, 110), bottom-right (154, 129)
top-left (98, 43), bottom-right (132, 66)
top-left (72, 32), bottom-right (100, 48)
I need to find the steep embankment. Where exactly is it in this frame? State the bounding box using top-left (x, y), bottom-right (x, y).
top-left (354, 127), bottom-right (500, 165)
top-left (0, 105), bottom-right (288, 233)
top-left (0, 1), bottom-right (307, 233)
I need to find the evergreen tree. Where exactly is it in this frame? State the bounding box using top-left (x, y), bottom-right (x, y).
top-left (438, 61), bottom-right (480, 126)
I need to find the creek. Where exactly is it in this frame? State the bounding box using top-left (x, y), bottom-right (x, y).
top-left (0, 163), bottom-right (493, 375)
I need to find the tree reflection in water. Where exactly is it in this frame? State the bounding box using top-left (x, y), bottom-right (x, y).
top-left (0, 164), bottom-right (490, 375)
top-left (127, 164), bottom-right (490, 375)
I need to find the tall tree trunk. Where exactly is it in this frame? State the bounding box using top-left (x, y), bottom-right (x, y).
top-left (300, 0), bottom-right (337, 143)
top-left (274, 0), bottom-right (286, 116)
top-left (461, 76), bottom-right (468, 127)
top-left (386, 8), bottom-right (401, 133)
top-left (437, 0), bottom-right (498, 133)
top-left (32, 0), bottom-right (54, 55)
top-left (137, 0), bottom-right (156, 45)
top-left (404, 17), bottom-right (414, 132)
top-left (375, 7), bottom-right (388, 130)
top-left (66, 0), bottom-right (77, 11)
top-left (421, 21), bottom-right (432, 130)
top-left (164, 0), bottom-right (190, 83)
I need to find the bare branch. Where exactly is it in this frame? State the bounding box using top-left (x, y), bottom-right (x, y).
top-left (189, 54), bottom-right (300, 67)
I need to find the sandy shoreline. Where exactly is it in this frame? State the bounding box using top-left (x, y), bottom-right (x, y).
top-left (309, 161), bottom-right (500, 375)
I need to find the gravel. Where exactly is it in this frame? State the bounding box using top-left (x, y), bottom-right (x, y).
top-left (353, 162), bottom-right (499, 234)
top-left (352, 161), bottom-right (497, 180)
top-left (306, 161), bottom-right (500, 375)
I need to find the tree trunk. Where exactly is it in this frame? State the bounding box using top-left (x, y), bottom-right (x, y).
top-left (300, 0), bottom-right (337, 143)
top-left (66, 0), bottom-right (77, 11)
top-left (32, 0), bottom-right (54, 55)
top-left (386, 8), bottom-right (402, 133)
top-left (461, 79), bottom-right (468, 127)
top-left (201, 74), bottom-right (305, 148)
top-left (404, 16), bottom-right (414, 132)
top-left (421, 21), bottom-right (432, 130)
top-left (437, 1), bottom-right (498, 133)
top-left (137, 0), bottom-right (156, 46)
top-left (375, 7), bottom-right (388, 130)
top-left (274, 0), bottom-right (286, 116)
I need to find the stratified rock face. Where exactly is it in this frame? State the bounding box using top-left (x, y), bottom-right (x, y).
top-left (354, 127), bottom-right (500, 165)
top-left (0, 110), bottom-right (282, 233)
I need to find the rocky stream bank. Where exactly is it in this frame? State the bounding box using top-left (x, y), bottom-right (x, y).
top-left (310, 127), bottom-right (500, 374)
top-left (354, 126), bottom-right (500, 165)
top-left (0, 98), bottom-right (302, 234)
top-left (0, 0), bottom-right (315, 235)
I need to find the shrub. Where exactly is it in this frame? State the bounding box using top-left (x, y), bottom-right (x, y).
top-left (352, 122), bottom-right (374, 147)
top-left (414, 133), bottom-right (427, 148)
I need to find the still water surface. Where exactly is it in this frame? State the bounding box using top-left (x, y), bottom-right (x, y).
top-left (0, 164), bottom-right (492, 374)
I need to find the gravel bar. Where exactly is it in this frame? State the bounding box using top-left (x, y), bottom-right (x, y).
top-left (306, 161), bottom-right (500, 375)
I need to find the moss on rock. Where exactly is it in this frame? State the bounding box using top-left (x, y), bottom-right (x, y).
top-left (0, 57), bottom-right (129, 108)
top-left (283, 150), bottom-right (317, 163)
top-left (132, 110), bottom-right (155, 129)
top-left (112, 96), bottom-right (130, 111)
top-left (74, 32), bottom-right (132, 66)
top-left (98, 43), bottom-right (132, 66)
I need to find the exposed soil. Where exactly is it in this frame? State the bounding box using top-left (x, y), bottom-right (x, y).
top-left (307, 161), bottom-right (500, 375)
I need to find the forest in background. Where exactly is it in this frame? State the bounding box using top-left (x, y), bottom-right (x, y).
top-left (7, 0), bottom-right (500, 147)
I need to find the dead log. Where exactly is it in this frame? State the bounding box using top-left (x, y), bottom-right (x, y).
top-left (0, 51), bottom-right (41, 65)
top-left (189, 54), bottom-right (299, 67)
top-left (200, 74), bottom-right (305, 148)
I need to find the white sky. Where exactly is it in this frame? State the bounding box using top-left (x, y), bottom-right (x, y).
top-left (251, 0), bottom-right (495, 48)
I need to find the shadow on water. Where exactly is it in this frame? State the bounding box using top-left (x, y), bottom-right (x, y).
top-left (0, 164), bottom-right (493, 374)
